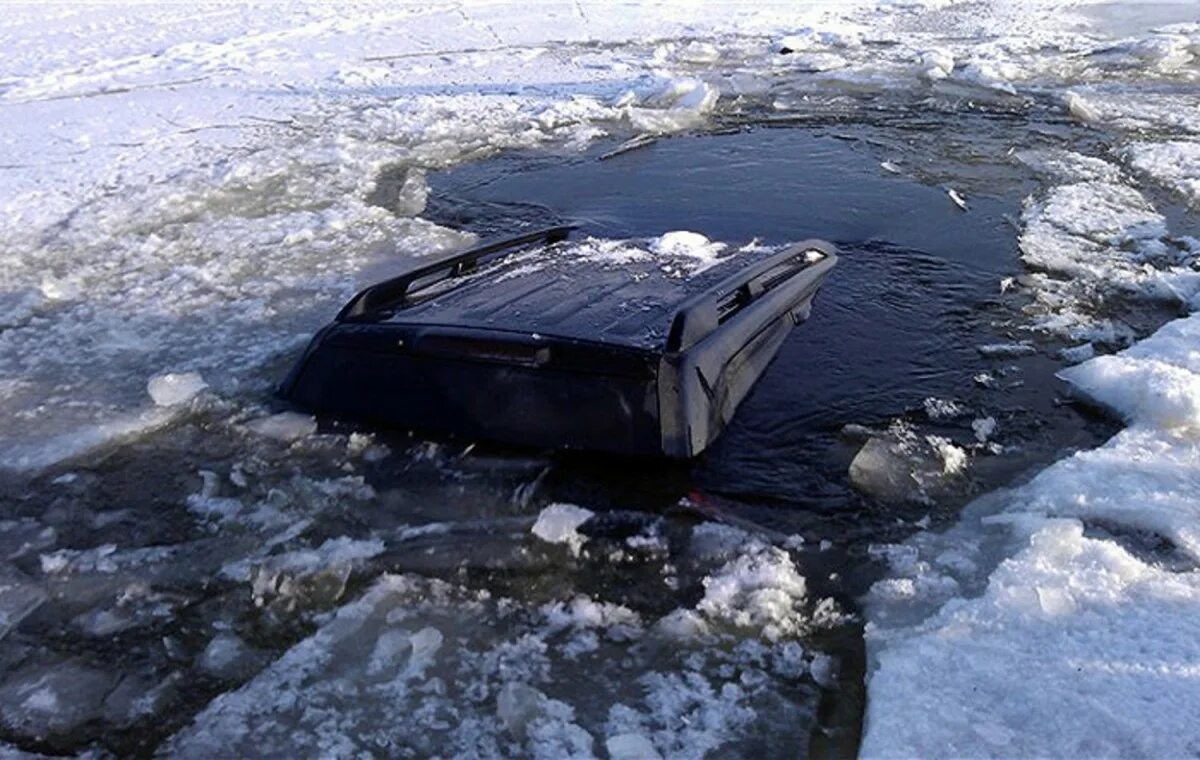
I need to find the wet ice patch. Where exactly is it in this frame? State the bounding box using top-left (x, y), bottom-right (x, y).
top-left (0, 659), bottom-right (118, 744)
top-left (0, 407), bottom-right (179, 473)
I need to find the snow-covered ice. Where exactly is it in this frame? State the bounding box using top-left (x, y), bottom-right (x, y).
top-left (863, 314), bottom-right (1200, 755)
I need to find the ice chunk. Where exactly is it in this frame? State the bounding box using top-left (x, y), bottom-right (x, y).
top-left (809, 652), bottom-right (838, 688)
top-left (0, 659), bottom-right (117, 743)
top-left (244, 412), bottom-right (317, 442)
top-left (186, 470), bottom-right (243, 523)
top-left (971, 417), bottom-right (997, 444)
top-left (1013, 149), bottom-right (1120, 183)
top-left (955, 60), bottom-right (1021, 94)
top-left (199, 633), bottom-right (258, 679)
top-left (1064, 91), bottom-right (1101, 123)
top-left (1016, 181), bottom-right (1192, 323)
top-left (249, 537), bottom-right (385, 616)
top-left (606, 732), bottom-right (663, 760)
top-left (102, 671), bottom-right (181, 729)
top-left (603, 670), bottom-right (757, 758)
top-left (0, 288), bottom-right (43, 329)
top-left (776, 27), bottom-right (861, 53)
top-left (677, 41), bottom-right (720, 64)
top-left (977, 342), bottom-right (1036, 358)
top-left (1090, 33), bottom-right (1195, 73)
top-left (0, 519), bottom-right (56, 561)
top-left (1125, 141), bottom-right (1200, 207)
top-left (850, 437), bottom-right (922, 503)
top-left (916, 49), bottom-right (954, 81)
top-left (71, 582), bottom-right (181, 637)
top-left (786, 52), bottom-right (847, 72)
top-left (171, 575), bottom-right (598, 757)
top-left (922, 397), bottom-right (965, 420)
top-left (1060, 354), bottom-right (1200, 430)
top-left (654, 609), bottom-right (711, 641)
top-left (146, 372), bottom-right (208, 406)
top-left (0, 567), bottom-right (45, 640)
top-left (369, 626), bottom-right (443, 678)
top-left (531, 503), bottom-right (594, 557)
top-left (631, 78), bottom-right (718, 132)
top-left (697, 541), bottom-right (807, 641)
top-left (0, 407), bottom-right (178, 473)
top-left (850, 423), bottom-right (969, 502)
top-left (497, 682), bottom-right (548, 736)
top-left (1096, 353), bottom-right (1200, 426)
top-left (1058, 342), bottom-right (1095, 364)
top-left (926, 436), bottom-right (968, 475)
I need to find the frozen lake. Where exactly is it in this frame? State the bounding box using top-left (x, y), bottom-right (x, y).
top-left (1, 1), bottom-right (1199, 757)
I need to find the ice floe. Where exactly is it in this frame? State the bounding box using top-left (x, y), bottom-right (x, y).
top-left (863, 314), bottom-right (1200, 756)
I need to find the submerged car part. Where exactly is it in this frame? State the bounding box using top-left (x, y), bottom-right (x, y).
top-left (280, 226), bottom-right (837, 457)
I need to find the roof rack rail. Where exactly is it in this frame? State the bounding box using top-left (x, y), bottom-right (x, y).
top-left (665, 240), bottom-right (835, 352)
top-left (337, 224), bottom-right (577, 321)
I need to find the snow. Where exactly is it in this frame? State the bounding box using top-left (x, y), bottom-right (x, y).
top-left (865, 519), bottom-right (1200, 759)
top-left (606, 732), bottom-right (664, 760)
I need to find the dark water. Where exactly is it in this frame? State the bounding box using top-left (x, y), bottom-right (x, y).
top-left (424, 122), bottom-right (1112, 538)
top-left (405, 120), bottom-right (1122, 755)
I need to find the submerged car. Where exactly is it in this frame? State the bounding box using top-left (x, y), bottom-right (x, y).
top-left (280, 226), bottom-right (836, 457)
